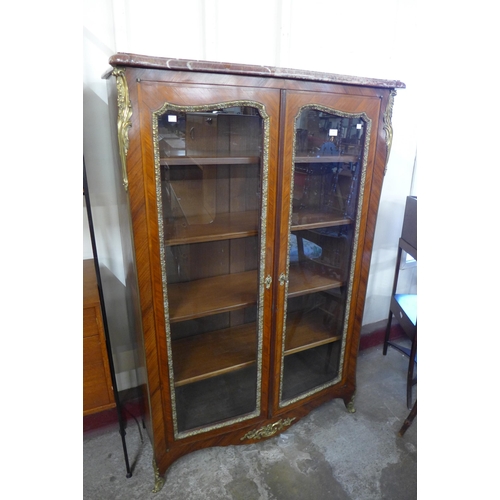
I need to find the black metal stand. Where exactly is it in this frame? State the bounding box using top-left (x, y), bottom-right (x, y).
top-left (84, 159), bottom-right (132, 478)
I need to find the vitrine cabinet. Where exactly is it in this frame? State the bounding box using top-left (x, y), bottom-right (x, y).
top-left (100, 53), bottom-right (404, 490)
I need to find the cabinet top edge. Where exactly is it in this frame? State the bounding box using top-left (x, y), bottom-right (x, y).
top-left (104, 53), bottom-right (406, 90)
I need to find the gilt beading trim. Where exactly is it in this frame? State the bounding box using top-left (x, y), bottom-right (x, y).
top-left (153, 101), bottom-right (270, 440)
top-left (279, 105), bottom-right (371, 408)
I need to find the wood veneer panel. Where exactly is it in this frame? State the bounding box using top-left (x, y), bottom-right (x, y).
top-left (124, 68), bottom-right (173, 452)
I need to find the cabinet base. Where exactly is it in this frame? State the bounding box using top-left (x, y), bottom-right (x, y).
top-left (153, 388), bottom-right (358, 487)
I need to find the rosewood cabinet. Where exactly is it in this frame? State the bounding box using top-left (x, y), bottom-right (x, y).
top-left (101, 53), bottom-right (404, 489)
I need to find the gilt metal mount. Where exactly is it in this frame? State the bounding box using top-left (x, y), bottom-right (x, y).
top-left (241, 418), bottom-right (296, 441)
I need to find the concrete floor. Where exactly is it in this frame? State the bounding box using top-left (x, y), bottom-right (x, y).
top-left (83, 345), bottom-right (417, 500)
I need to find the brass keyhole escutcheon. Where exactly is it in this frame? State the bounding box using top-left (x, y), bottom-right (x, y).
top-left (279, 273), bottom-right (288, 286)
top-left (265, 275), bottom-right (272, 289)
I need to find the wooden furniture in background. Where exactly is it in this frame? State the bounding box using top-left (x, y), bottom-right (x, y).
top-left (83, 259), bottom-right (115, 415)
top-left (97, 53), bottom-right (404, 489)
top-left (383, 196), bottom-right (417, 409)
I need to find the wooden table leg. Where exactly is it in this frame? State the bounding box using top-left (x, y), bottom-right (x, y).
top-left (398, 400), bottom-right (417, 437)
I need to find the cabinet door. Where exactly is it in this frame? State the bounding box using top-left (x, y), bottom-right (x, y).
top-left (138, 82), bottom-right (280, 438)
top-left (274, 91), bottom-right (381, 409)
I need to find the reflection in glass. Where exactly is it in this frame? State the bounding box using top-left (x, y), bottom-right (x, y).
top-left (281, 107), bottom-right (367, 405)
top-left (156, 106), bottom-right (264, 434)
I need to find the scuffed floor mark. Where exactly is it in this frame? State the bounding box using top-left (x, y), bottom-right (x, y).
top-left (404, 441), bottom-right (416, 453)
top-left (305, 411), bottom-right (402, 500)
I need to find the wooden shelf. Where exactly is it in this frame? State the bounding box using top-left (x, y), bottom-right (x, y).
top-left (165, 210), bottom-right (259, 246)
top-left (291, 209), bottom-right (353, 231)
top-left (172, 323), bottom-right (257, 387)
top-left (161, 156), bottom-right (260, 166)
top-left (168, 270), bottom-right (257, 323)
top-left (295, 155), bottom-right (358, 164)
top-left (165, 208), bottom-right (351, 246)
top-left (288, 263), bottom-right (343, 297)
top-left (171, 308), bottom-right (342, 387)
top-left (284, 310), bottom-right (342, 355)
top-left (167, 264), bottom-right (343, 323)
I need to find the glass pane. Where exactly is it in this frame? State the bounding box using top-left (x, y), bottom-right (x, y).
top-left (157, 106), bottom-right (264, 434)
top-left (281, 108), bottom-right (367, 404)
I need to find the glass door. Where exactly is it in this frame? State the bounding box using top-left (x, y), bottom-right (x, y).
top-left (152, 96), bottom-right (273, 438)
top-left (278, 103), bottom-right (372, 406)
